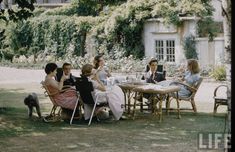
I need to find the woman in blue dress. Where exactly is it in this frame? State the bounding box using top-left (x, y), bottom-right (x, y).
top-left (159, 59), bottom-right (201, 98)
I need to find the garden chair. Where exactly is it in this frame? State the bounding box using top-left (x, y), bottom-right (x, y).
top-left (166, 77), bottom-right (203, 114)
top-left (213, 84), bottom-right (228, 114)
top-left (41, 81), bottom-right (81, 123)
top-left (41, 81), bottom-right (62, 122)
top-left (74, 77), bottom-right (109, 126)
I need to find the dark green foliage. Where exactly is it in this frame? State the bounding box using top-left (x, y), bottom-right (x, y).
top-left (197, 17), bottom-right (221, 41)
top-left (1, 0), bottom-right (217, 61)
top-left (44, 5), bottom-right (79, 16)
top-left (115, 19), bottom-right (144, 58)
top-left (0, 0), bottom-right (36, 22)
top-left (0, 50), bottom-right (14, 61)
top-left (0, 29), bottom-right (5, 46)
top-left (183, 35), bottom-right (198, 60)
top-left (74, 0), bottom-right (127, 16)
top-left (95, 8), bottom-right (147, 59)
top-left (5, 15), bottom-right (95, 59)
top-left (8, 21), bottom-right (33, 55)
top-left (46, 0), bottom-right (127, 16)
top-left (168, 12), bottom-right (182, 27)
top-left (0, 0), bottom-right (36, 60)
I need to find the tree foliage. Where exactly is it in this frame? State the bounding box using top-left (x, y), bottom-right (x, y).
top-left (183, 35), bottom-right (198, 60)
top-left (0, 0), bottom-right (36, 61)
top-left (1, 0), bottom-right (217, 61)
top-left (0, 0), bottom-right (35, 22)
top-left (45, 0), bottom-right (127, 16)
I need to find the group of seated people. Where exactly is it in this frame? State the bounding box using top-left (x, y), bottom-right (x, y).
top-left (44, 55), bottom-right (125, 121)
top-left (143, 57), bottom-right (201, 97)
top-left (139, 57), bottom-right (201, 108)
top-left (43, 54), bottom-right (201, 122)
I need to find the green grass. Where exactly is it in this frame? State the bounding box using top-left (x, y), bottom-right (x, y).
top-left (0, 89), bottom-right (227, 151)
top-left (0, 107), bottom-right (68, 138)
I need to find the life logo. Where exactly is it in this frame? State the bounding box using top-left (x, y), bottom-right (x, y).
top-left (198, 132), bottom-right (231, 150)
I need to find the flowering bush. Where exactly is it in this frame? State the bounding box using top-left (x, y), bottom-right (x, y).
top-left (2, 0), bottom-right (215, 63)
top-left (210, 65), bottom-right (226, 81)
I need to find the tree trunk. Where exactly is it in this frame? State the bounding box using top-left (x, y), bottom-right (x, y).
top-left (81, 31), bottom-right (87, 57)
top-left (3, 0), bottom-right (9, 9)
top-left (221, 0), bottom-right (231, 146)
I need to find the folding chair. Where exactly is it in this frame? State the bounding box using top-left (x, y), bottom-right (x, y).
top-left (41, 81), bottom-right (81, 123)
top-left (74, 76), bottom-right (108, 126)
top-left (41, 81), bottom-right (62, 122)
top-left (167, 77), bottom-right (203, 113)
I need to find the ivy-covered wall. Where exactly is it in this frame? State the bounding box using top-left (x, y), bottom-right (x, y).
top-left (0, 0), bottom-right (217, 62)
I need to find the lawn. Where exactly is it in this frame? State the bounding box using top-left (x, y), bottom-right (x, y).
top-left (0, 88), bottom-right (227, 152)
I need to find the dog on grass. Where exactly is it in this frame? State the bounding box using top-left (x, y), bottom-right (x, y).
top-left (24, 93), bottom-right (41, 118)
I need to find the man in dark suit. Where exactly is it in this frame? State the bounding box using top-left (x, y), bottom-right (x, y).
top-left (56, 63), bottom-right (76, 87)
top-left (144, 58), bottom-right (166, 83)
top-left (141, 58), bottom-right (166, 110)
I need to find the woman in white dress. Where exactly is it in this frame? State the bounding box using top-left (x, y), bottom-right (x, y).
top-left (93, 55), bottom-right (111, 85)
top-left (81, 64), bottom-right (124, 121)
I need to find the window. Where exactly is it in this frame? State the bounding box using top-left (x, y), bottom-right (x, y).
top-left (156, 40), bottom-right (164, 61)
top-left (155, 40), bottom-right (175, 62)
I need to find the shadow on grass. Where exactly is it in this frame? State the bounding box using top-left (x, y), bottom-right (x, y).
top-left (0, 89), bottom-right (228, 152)
top-left (0, 107), bottom-right (68, 137)
top-left (0, 88), bottom-right (29, 108)
top-left (0, 88), bottom-right (47, 108)
top-left (0, 89), bottom-right (59, 138)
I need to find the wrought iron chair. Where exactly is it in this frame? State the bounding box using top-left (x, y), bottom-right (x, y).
top-left (213, 84), bottom-right (228, 114)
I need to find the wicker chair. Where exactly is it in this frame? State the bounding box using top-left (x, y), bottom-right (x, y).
top-left (167, 77), bottom-right (203, 114)
top-left (213, 84), bottom-right (228, 114)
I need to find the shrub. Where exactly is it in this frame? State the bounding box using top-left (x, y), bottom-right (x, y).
top-left (183, 35), bottom-right (198, 59)
top-left (7, 21), bottom-right (33, 54)
top-left (197, 17), bottom-right (221, 41)
top-left (2, 0), bottom-right (215, 61)
top-left (0, 51), bottom-right (14, 61)
top-left (210, 65), bottom-right (226, 81)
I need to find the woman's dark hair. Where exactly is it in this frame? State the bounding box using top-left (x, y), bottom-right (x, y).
top-left (93, 55), bottom-right (103, 69)
top-left (45, 63), bottom-right (57, 74)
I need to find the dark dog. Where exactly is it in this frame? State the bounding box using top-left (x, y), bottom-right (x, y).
top-left (24, 93), bottom-right (41, 118)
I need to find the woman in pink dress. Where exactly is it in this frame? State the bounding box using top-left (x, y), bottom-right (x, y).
top-left (44, 63), bottom-right (78, 110)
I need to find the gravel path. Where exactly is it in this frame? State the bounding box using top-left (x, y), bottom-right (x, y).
top-left (0, 66), bottom-right (227, 113)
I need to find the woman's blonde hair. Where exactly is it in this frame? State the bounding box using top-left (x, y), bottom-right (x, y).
top-left (81, 64), bottom-right (93, 76)
top-left (187, 59), bottom-right (200, 74)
